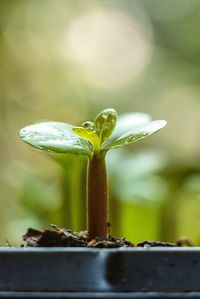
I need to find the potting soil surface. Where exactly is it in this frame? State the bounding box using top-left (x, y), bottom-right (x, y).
top-left (22, 224), bottom-right (187, 248)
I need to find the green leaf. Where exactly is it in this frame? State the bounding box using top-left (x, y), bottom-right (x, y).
top-left (104, 120), bottom-right (167, 150)
top-left (108, 112), bottom-right (151, 142)
top-left (72, 126), bottom-right (100, 151)
top-left (20, 122), bottom-right (93, 157)
top-left (94, 108), bottom-right (117, 145)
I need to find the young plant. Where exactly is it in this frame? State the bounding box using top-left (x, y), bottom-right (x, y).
top-left (20, 108), bottom-right (166, 240)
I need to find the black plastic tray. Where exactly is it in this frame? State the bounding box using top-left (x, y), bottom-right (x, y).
top-left (0, 248), bottom-right (200, 297)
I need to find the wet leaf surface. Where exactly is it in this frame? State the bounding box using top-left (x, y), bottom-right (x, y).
top-left (104, 120), bottom-right (167, 150)
top-left (94, 108), bottom-right (117, 145)
top-left (20, 122), bottom-right (92, 156)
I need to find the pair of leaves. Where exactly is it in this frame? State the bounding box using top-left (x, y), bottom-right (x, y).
top-left (20, 109), bottom-right (167, 158)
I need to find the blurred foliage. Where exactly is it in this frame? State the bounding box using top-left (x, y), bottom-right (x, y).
top-left (1, 0), bottom-right (200, 245)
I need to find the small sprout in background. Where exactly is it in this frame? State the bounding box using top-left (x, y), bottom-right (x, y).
top-left (20, 108), bottom-right (167, 240)
top-left (107, 149), bottom-right (168, 241)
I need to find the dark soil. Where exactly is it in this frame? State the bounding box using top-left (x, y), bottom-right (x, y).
top-left (22, 224), bottom-right (133, 248)
top-left (22, 224), bottom-right (190, 248)
top-left (137, 240), bottom-right (176, 247)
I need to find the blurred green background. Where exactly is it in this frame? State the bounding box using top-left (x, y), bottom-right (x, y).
top-left (1, 0), bottom-right (200, 246)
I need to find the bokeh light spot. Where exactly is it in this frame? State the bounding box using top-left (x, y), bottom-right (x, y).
top-left (65, 9), bottom-right (153, 90)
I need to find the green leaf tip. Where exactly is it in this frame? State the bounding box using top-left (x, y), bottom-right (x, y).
top-left (94, 108), bottom-right (117, 145)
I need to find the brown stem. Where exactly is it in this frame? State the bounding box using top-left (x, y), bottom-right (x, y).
top-left (87, 154), bottom-right (108, 240)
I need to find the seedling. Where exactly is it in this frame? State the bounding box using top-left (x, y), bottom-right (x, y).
top-left (20, 108), bottom-right (166, 240)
